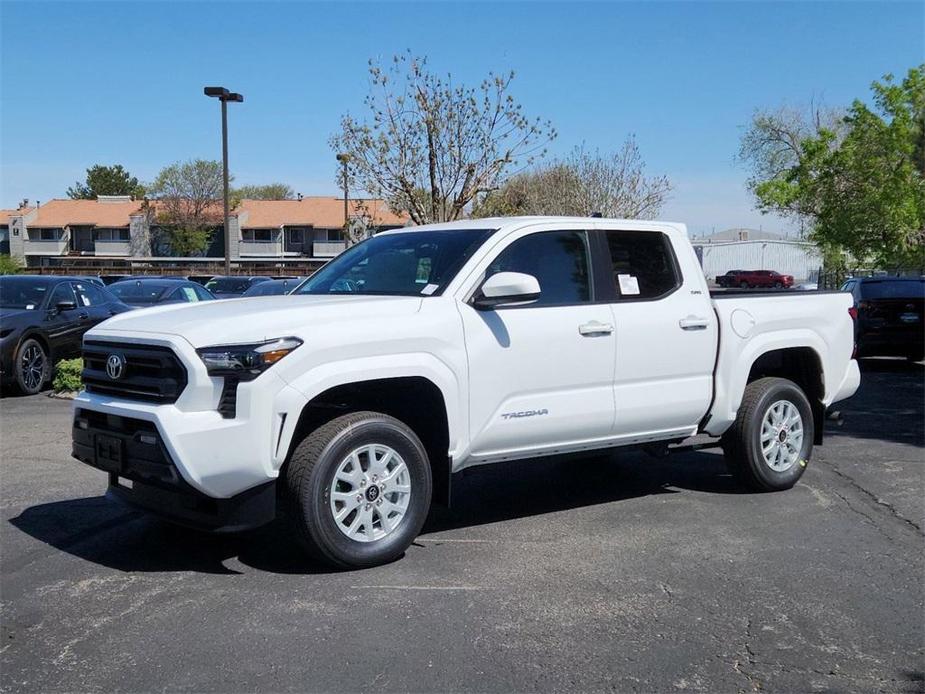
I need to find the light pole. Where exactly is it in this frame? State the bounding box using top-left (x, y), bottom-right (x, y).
top-left (336, 153), bottom-right (351, 227)
top-left (204, 86), bottom-right (243, 275)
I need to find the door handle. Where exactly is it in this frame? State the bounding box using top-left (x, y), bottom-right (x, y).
top-left (78, 312), bottom-right (89, 321)
top-left (679, 316), bottom-right (709, 331)
top-left (579, 321), bottom-right (614, 336)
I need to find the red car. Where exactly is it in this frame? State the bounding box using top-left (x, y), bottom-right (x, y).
top-left (716, 269), bottom-right (794, 289)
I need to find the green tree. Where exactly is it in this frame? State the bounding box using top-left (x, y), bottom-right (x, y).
top-left (233, 183), bottom-right (295, 200)
top-left (67, 164), bottom-right (144, 199)
top-left (741, 66), bottom-right (925, 268)
top-left (148, 160), bottom-right (227, 256)
top-left (0, 254), bottom-right (23, 275)
top-left (330, 52), bottom-right (556, 225)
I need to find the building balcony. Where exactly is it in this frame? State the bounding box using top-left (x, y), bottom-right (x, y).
top-left (93, 239), bottom-right (132, 256)
top-left (313, 241), bottom-right (346, 258)
top-left (23, 235), bottom-right (70, 256)
top-left (240, 239), bottom-right (284, 256)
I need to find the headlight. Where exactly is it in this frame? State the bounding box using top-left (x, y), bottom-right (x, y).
top-left (197, 337), bottom-right (302, 381)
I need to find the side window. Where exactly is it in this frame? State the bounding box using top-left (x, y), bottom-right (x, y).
top-left (49, 282), bottom-right (77, 308)
top-left (194, 285), bottom-right (213, 301)
top-left (485, 231), bottom-right (592, 306)
top-left (74, 282), bottom-right (106, 306)
top-left (172, 286), bottom-right (200, 303)
top-left (604, 230), bottom-right (680, 301)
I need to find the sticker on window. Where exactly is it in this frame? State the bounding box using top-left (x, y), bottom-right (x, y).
top-left (421, 283), bottom-right (439, 296)
top-left (182, 287), bottom-right (199, 302)
top-left (617, 274), bottom-right (640, 296)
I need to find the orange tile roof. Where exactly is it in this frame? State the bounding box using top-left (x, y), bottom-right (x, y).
top-left (237, 197), bottom-right (408, 229)
top-left (28, 198), bottom-right (144, 228)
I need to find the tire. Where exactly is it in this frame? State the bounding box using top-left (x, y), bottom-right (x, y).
top-left (722, 377), bottom-right (814, 492)
top-left (774, 281), bottom-right (783, 289)
top-left (283, 411), bottom-right (432, 568)
top-left (14, 338), bottom-right (49, 395)
top-left (740, 281), bottom-right (750, 289)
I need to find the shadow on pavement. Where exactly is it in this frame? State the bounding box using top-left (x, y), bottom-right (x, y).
top-left (827, 358), bottom-right (925, 448)
top-left (10, 449), bottom-right (740, 575)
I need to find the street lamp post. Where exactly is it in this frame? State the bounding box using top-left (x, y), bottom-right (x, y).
top-left (204, 86), bottom-right (244, 275)
top-left (336, 153), bottom-right (351, 227)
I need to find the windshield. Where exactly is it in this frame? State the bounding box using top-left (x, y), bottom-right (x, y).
top-left (109, 281), bottom-right (172, 304)
top-left (243, 280), bottom-right (295, 297)
top-left (296, 229), bottom-right (494, 297)
top-left (860, 279), bottom-right (925, 299)
top-left (206, 277), bottom-right (254, 293)
top-left (0, 277), bottom-right (51, 310)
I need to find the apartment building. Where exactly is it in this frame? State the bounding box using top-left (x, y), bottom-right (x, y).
top-left (4, 196), bottom-right (408, 267)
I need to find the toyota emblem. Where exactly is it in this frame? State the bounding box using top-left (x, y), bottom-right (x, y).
top-left (106, 354), bottom-right (126, 380)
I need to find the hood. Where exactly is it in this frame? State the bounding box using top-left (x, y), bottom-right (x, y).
top-left (88, 294), bottom-right (424, 348)
top-left (0, 307), bottom-right (39, 327)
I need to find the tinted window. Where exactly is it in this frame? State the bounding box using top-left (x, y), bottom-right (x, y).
top-left (205, 277), bottom-right (253, 293)
top-left (49, 282), bottom-right (78, 308)
top-left (109, 281), bottom-right (172, 304)
top-left (297, 229), bottom-right (493, 297)
top-left (0, 277), bottom-right (51, 309)
top-left (860, 279), bottom-right (925, 299)
top-left (193, 285), bottom-right (215, 301)
top-left (485, 231), bottom-right (592, 306)
top-left (604, 230), bottom-right (679, 300)
top-left (74, 282), bottom-right (107, 306)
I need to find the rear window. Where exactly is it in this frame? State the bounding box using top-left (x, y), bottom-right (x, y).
top-left (860, 280), bottom-right (925, 299)
top-left (109, 281), bottom-right (171, 304)
top-left (604, 230), bottom-right (680, 300)
top-left (206, 278), bottom-right (253, 293)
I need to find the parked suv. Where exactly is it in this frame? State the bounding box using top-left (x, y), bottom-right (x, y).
top-left (717, 270), bottom-right (794, 289)
top-left (841, 276), bottom-right (924, 361)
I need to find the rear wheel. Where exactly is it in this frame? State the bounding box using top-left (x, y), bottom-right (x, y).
top-left (283, 411), bottom-right (432, 568)
top-left (722, 377), bottom-right (813, 491)
top-left (14, 338), bottom-right (49, 395)
top-left (740, 281), bottom-right (750, 289)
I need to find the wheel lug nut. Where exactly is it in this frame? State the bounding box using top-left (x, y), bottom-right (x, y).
top-left (360, 480), bottom-right (366, 487)
top-left (372, 475), bottom-right (378, 482)
top-left (365, 504), bottom-right (371, 510)
top-left (376, 498), bottom-right (382, 506)
top-left (356, 494), bottom-right (362, 502)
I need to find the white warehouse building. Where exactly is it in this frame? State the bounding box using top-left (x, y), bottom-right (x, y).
top-left (691, 230), bottom-right (824, 284)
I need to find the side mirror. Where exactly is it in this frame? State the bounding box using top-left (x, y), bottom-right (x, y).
top-left (472, 272), bottom-right (541, 311)
top-left (55, 299), bottom-right (77, 313)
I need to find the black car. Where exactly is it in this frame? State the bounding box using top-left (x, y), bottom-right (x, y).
top-left (842, 277), bottom-right (924, 361)
top-left (240, 277), bottom-right (306, 297)
top-left (0, 275), bottom-right (130, 394)
top-left (107, 278), bottom-right (217, 308)
top-left (99, 274), bottom-right (133, 285)
top-left (204, 276), bottom-right (272, 298)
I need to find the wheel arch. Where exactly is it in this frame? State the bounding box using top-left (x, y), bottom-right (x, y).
top-left (745, 346), bottom-right (826, 444)
top-left (287, 375), bottom-right (455, 507)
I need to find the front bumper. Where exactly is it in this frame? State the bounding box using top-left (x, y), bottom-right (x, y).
top-left (72, 408), bottom-right (276, 531)
top-left (71, 330), bottom-right (308, 500)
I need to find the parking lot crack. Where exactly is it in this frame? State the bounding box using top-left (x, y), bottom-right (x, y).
top-left (825, 462), bottom-right (923, 536)
top-left (732, 618), bottom-right (762, 692)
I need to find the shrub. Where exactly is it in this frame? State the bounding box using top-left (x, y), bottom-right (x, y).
top-left (0, 254), bottom-right (22, 275)
top-left (53, 358), bottom-right (83, 393)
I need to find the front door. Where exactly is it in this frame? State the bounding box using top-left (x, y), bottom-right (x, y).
top-left (601, 229), bottom-right (717, 437)
top-left (44, 282), bottom-right (84, 359)
top-left (460, 229), bottom-right (616, 462)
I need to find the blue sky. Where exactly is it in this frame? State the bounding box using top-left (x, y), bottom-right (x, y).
top-left (1, 1), bottom-right (922, 235)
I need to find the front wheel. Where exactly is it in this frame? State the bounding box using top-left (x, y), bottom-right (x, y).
top-left (14, 338), bottom-right (49, 395)
top-left (722, 377), bottom-right (814, 491)
top-left (283, 411), bottom-right (432, 568)
top-left (739, 281), bottom-right (750, 289)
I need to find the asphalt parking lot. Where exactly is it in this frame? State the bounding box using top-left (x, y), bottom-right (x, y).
top-left (1, 360), bottom-right (923, 693)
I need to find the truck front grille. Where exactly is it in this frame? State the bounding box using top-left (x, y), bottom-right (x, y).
top-left (82, 341), bottom-right (188, 403)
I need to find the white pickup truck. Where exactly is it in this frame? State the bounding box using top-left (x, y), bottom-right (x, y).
top-left (72, 217), bottom-right (860, 567)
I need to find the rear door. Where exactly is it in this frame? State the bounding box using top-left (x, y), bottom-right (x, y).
top-left (460, 228), bottom-right (616, 461)
top-left (601, 229), bottom-right (717, 438)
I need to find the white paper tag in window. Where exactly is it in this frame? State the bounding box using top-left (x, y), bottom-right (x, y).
top-left (617, 274), bottom-right (640, 296)
top-left (421, 283), bottom-right (439, 296)
top-left (182, 287), bottom-right (198, 302)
